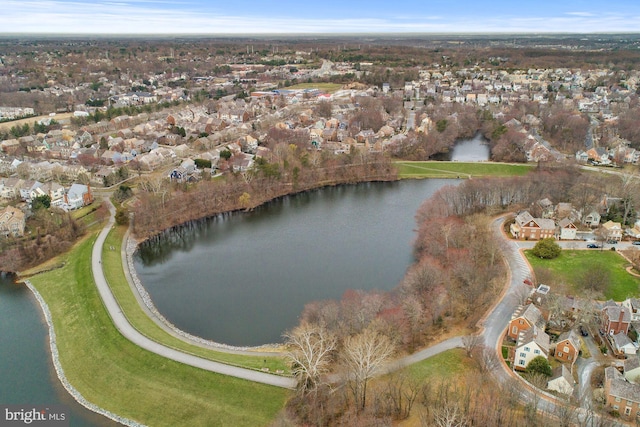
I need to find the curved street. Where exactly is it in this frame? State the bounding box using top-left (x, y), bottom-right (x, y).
top-left (91, 199), bottom-right (296, 389)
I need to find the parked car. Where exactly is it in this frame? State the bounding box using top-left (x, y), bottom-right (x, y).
top-left (580, 326), bottom-right (589, 336)
top-left (587, 243), bottom-right (601, 248)
top-left (633, 241), bottom-right (640, 246)
top-left (607, 240), bottom-right (618, 244)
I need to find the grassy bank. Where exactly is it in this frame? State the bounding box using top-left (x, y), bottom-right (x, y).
top-left (525, 249), bottom-right (640, 301)
top-left (29, 234), bottom-right (289, 426)
top-left (395, 161), bottom-right (534, 179)
top-left (102, 225), bottom-right (289, 373)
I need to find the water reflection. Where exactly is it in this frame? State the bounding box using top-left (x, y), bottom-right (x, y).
top-left (134, 179), bottom-right (456, 346)
top-left (431, 133), bottom-right (490, 162)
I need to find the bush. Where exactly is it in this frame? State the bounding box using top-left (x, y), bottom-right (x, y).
top-left (531, 238), bottom-right (561, 259)
top-left (115, 207), bottom-right (129, 226)
top-left (526, 355), bottom-right (552, 377)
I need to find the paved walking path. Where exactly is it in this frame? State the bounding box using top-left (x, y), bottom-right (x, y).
top-left (91, 200), bottom-right (295, 389)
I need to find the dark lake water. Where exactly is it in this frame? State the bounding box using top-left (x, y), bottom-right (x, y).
top-left (134, 179), bottom-right (457, 346)
top-left (431, 133), bottom-right (491, 161)
top-left (0, 275), bottom-right (114, 426)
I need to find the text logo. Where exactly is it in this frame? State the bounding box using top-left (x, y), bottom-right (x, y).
top-left (1, 405), bottom-right (68, 426)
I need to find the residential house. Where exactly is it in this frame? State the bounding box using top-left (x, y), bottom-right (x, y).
top-left (508, 303), bottom-right (545, 340)
top-left (0, 138), bottom-right (21, 155)
top-left (0, 177), bottom-right (22, 199)
top-left (602, 220), bottom-right (623, 242)
top-left (510, 211), bottom-right (555, 240)
top-left (547, 365), bottom-right (576, 396)
top-left (170, 159), bottom-right (196, 182)
top-left (623, 298), bottom-right (640, 322)
top-left (554, 330), bottom-right (581, 366)
top-left (0, 206), bottom-right (25, 237)
top-left (602, 302), bottom-right (632, 336)
top-left (41, 182), bottom-right (66, 207)
top-left (19, 180), bottom-right (45, 202)
top-left (93, 167), bottom-right (115, 185)
top-left (231, 153), bottom-right (254, 172)
top-left (64, 184), bottom-right (93, 210)
top-left (575, 150), bottom-right (589, 163)
top-left (624, 356), bottom-right (640, 384)
top-left (582, 210), bottom-right (601, 228)
top-left (604, 366), bottom-right (640, 418)
top-left (537, 198), bottom-right (554, 219)
top-left (586, 147), bottom-right (611, 164)
top-left (557, 218), bottom-right (578, 240)
top-left (355, 129), bottom-right (376, 144)
top-left (514, 326), bottom-right (550, 371)
top-left (612, 332), bottom-right (638, 356)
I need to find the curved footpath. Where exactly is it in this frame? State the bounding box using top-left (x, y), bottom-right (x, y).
top-left (92, 199), bottom-right (295, 389)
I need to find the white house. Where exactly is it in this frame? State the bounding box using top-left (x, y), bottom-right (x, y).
top-left (547, 365), bottom-right (576, 396)
top-left (514, 326), bottom-right (550, 371)
top-left (624, 356), bottom-right (640, 384)
top-left (612, 332), bottom-right (638, 356)
top-left (557, 218), bottom-right (578, 240)
top-left (64, 184), bottom-right (93, 210)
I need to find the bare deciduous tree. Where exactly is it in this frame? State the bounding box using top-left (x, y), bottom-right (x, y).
top-left (284, 322), bottom-right (337, 395)
top-left (341, 327), bottom-right (395, 411)
top-left (462, 335), bottom-right (482, 358)
top-left (431, 403), bottom-right (468, 427)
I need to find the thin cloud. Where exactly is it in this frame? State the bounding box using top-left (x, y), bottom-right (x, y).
top-left (566, 12), bottom-right (596, 17)
top-left (2, 0), bottom-right (639, 33)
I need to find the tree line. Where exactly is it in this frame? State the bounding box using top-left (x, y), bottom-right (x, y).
top-left (279, 166), bottom-right (629, 425)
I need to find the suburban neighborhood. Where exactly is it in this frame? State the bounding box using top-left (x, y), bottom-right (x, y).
top-left (3, 34), bottom-right (640, 426)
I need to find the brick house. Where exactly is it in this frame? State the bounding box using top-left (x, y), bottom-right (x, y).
top-left (510, 211), bottom-right (555, 240)
top-left (554, 330), bottom-right (581, 366)
top-left (508, 304), bottom-right (545, 341)
top-left (605, 366), bottom-right (640, 418)
top-left (602, 302), bottom-right (632, 336)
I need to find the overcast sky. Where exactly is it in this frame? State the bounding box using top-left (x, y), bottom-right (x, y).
top-left (3, 0), bottom-right (640, 34)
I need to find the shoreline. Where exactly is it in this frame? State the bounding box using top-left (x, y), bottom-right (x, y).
top-left (23, 279), bottom-right (142, 427)
top-left (124, 232), bottom-right (286, 353)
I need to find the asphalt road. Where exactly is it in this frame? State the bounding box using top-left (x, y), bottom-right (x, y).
top-left (91, 199), bottom-right (296, 389)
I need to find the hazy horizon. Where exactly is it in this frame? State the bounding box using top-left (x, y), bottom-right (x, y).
top-left (4, 0), bottom-right (640, 35)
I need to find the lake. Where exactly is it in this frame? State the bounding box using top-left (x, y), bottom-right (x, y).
top-left (0, 274), bottom-right (116, 426)
top-left (134, 179), bottom-right (457, 346)
top-left (431, 133), bottom-right (491, 162)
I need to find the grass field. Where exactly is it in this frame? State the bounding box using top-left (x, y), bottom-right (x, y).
top-left (525, 249), bottom-right (640, 301)
top-left (402, 348), bottom-right (473, 381)
top-left (28, 234), bottom-right (289, 426)
top-left (395, 161), bottom-right (535, 179)
top-left (102, 225), bottom-right (289, 373)
top-left (0, 112), bottom-right (74, 132)
top-left (285, 82), bottom-right (343, 93)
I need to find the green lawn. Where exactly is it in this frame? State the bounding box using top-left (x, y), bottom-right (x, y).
top-left (29, 234), bottom-right (289, 427)
top-left (402, 348), bottom-right (473, 381)
top-left (102, 225), bottom-right (289, 373)
top-left (525, 249), bottom-right (640, 301)
top-left (395, 161), bottom-right (534, 179)
top-left (285, 82), bottom-right (343, 93)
